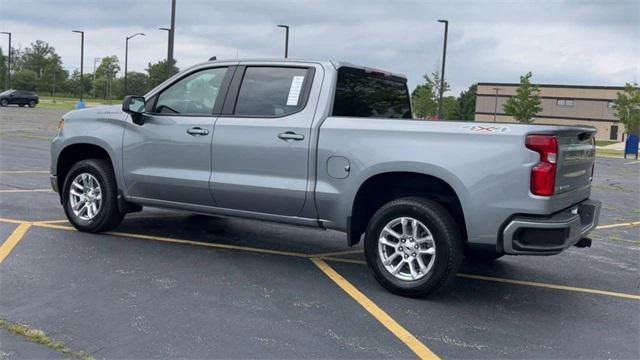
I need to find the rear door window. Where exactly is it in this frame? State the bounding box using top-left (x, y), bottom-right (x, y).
top-left (333, 67), bottom-right (412, 119)
top-left (234, 67), bottom-right (310, 117)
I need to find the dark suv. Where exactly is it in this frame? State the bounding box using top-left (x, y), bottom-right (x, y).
top-left (0, 89), bottom-right (39, 108)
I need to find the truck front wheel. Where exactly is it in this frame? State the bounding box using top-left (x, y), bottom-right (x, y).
top-left (62, 159), bottom-right (124, 233)
top-left (364, 197), bottom-right (463, 297)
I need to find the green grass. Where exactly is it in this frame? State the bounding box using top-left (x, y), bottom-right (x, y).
top-left (596, 148), bottom-right (639, 159)
top-left (37, 96), bottom-right (118, 111)
top-left (0, 319), bottom-right (94, 360)
top-left (595, 140), bottom-right (620, 147)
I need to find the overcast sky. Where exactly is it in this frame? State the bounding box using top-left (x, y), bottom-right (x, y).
top-left (1, 0), bottom-right (637, 94)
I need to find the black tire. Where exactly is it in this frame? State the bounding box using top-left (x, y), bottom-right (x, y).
top-left (364, 197), bottom-right (463, 297)
top-left (28, 100), bottom-right (36, 108)
top-left (62, 159), bottom-right (124, 232)
top-left (19, 104), bottom-right (25, 107)
top-left (465, 249), bottom-right (504, 262)
top-left (0, 99), bottom-right (7, 107)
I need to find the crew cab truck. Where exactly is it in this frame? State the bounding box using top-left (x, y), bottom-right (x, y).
top-left (50, 59), bottom-right (601, 296)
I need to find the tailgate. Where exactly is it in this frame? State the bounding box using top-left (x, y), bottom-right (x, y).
top-left (555, 128), bottom-right (596, 195)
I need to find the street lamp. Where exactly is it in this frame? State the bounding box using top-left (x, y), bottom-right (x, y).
top-left (437, 19), bottom-right (448, 120)
top-left (124, 32), bottom-right (145, 94)
top-left (159, 27), bottom-right (172, 76)
top-left (0, 32), bottom-right (11, 90)
top-left (72, 30), bottom-right (85, 103)
top-left (492, 87), bottom-right (502, 122)
top-left (277, 24), bottom-right (289, 58)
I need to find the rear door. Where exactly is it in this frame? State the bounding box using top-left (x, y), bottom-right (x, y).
top-left (122, 66), bottom-right (233, 206)
top-left (210, 64), bottom-right (317, 216)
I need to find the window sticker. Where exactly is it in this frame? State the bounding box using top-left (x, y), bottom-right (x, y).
top-left (287, 76), bottom-right (305, 106)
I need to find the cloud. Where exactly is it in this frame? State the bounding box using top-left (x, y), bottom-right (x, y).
top-left (1, 0), bottom-right (637, 94)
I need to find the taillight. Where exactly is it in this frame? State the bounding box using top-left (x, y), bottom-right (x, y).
top-left (526, 134), bottom-right (558, 196)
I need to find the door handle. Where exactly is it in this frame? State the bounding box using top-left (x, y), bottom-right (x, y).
top-left (187, 127), bottom-right (209, 136)
top-left (278, 131), bottom-right (305, 141)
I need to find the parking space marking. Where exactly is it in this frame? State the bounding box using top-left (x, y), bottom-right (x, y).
top-left (0, 170), bottom-right (49, 174)
top-left (34, 222), bottom-right (312, 259)
top-left (34, 219), bottom-right (70, 224)
top-left (0, 222), bottom-right (31, 263)
top-left (0, 218), bottom-right (29, 225)
top-left (457, 274), bottom-right (640, 300)
top-left (0, 189), bottom-right (53, 193)
top-left (596, 221), bottom-right (640, 230)
top-left (313, 249), bottom-right (364, 257)
top-left (311, 258), bottom-right (439, 360)
top-left (1, 216), bottom-right (638, 301)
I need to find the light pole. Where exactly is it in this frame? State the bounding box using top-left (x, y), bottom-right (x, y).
top-left (277, 25), bottom-right (289, 58)
top-left (159, 27), bottom-right (172, 76)
top-left (492, 87), bottom-right (501, 122)
top-left (72, 30), bottom-right (85, 102)
top-left (437, 19), bottom-right (448, 120)
top-left (125, 32), bottom-right (145, 95)
top-left (0, 32), bottom-right (11, 90)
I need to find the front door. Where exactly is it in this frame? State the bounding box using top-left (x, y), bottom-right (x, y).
top-left (123, 66), bottom-right (230, 206)
top-left (610, 125), bottom-right (618, 140)
top-left (210, 65), bottom-right (317, 216)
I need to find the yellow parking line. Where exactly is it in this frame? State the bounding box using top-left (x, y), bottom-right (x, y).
top-left (313, 249), bottom-right (363, 257)
top-left (596, 221), bottom-right (640, 230)
top-left (34, 219), bottom-right (69, 224)
top-left (318, 256), bottom-right (367, 265)
top-left (311, 258), bottom-right (439, 359)
top-left (0, 218), bottom-right (30, 225)
top-left (0, 170), bottom-right (49, 174)
top-left (457, 273), bottom-right (640, 300)
top-left (319, 257), bottom-right (640, 301)
top-left (0, 189), bottom-right (53, 193)
top-left (3, 216), bottom-right (637, 301)
top-left (0, 222), bottom-right (31, 263)
top-left (34, 222), bottom-right (311, 259)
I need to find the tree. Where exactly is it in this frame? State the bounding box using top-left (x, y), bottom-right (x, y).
top-left (63, 70), bottom-right (92, 98)
top-left (0, 47), bottom-right (6, 90)
top-left (14, 40), bottom-right (66, 94)
top-left (12, 70), bottom-right (38, 91)
top-left (93, 56), bottom-right (120, 99)
top-left (453, 84), bottom-right (477, 120)
top-left (118, 71), bottom-right (149, 98)
top-left (442, 96), bottom-right (459, 120)
top-left (613, 83), bottom-right (640, 135)
top-left (411, 70), bottom-right (450, 119)
top-left (502, 72), bottom-right (542, 123)
top-left (146, 58), bottom-right (178, 88)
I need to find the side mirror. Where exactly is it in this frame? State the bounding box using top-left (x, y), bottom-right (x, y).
top-left (122, 95), bottom-right (146, 125)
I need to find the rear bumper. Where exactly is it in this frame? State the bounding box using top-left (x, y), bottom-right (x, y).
top-left (502, 199), bottom-right (601, 255)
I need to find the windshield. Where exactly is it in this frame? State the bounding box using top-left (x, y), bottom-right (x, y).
top-left (0, 90), bottom-right (14, 96)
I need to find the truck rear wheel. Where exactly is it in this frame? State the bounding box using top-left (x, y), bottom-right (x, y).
top-left (364, 197), bottom-right (463, 297)
top-left (62, 159), bottom-right (124, 233)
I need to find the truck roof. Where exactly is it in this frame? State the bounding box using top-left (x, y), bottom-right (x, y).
top-left (194, 58), bottom-right (408, 80)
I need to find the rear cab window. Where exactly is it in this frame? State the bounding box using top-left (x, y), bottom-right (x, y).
top-left (332, 67), bottom-right (412, 119)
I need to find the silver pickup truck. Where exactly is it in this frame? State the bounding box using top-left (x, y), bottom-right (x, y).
top-left (50, 59), bottom-right (600, 296)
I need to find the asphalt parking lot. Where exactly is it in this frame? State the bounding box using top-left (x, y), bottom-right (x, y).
top-left (1, 106), bottom-right (639, 359)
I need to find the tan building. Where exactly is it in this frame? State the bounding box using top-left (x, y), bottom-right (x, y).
top-left (474, 83), bottom-right (625, 141)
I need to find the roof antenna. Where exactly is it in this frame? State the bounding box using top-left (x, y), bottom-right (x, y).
top-left (209, 56), bottom-right (217, 61)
